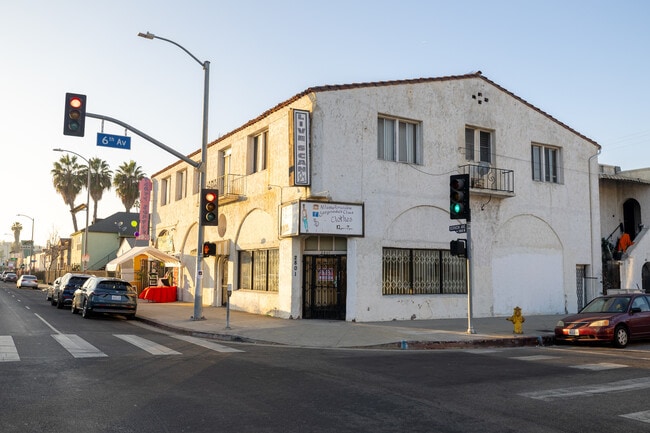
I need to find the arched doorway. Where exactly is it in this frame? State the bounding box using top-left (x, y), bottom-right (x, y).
top-left (623, 198), bottom-right (642, 240)
top-left (642, 263), bottom-right (650, 294)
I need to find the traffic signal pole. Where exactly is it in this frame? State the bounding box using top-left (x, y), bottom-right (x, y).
top-left (466, 222), bottom-right (475, 334)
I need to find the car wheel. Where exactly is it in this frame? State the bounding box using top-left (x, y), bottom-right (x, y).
top-left (51, 296), bottom-right (57, 306)
top-left (81, 300), bottom-right (92, 319)
top-left (614, 325), bottom-right (629, 348)
top-left (56, 295), bottom-right (64, 309)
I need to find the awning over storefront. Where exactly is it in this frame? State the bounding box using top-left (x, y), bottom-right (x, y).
top-left (106, 246), bottom-right (180, 272)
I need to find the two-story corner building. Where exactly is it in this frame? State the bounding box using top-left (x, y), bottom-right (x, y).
top-left (599, 164), bottom-right (650, 293)
top-left (150, 72), bottom-right (602, 322)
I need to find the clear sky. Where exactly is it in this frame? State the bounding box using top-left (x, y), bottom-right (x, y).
top-left (1, 0), bottom-right (648, 246)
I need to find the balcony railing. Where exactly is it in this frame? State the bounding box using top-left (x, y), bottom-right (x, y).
top-left (459, 163), bottom-right (515, 195)
top-left (207, 174), bottom-right (246, 204)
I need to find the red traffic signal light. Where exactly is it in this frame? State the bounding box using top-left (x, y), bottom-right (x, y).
top-left (450, 174), bottom-right (470, 221)
top-left (63, 92), bottom-right (87, 137)
top-left (200, 188), bottom-right (219, 226)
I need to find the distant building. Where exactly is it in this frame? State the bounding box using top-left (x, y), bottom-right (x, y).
top-left (151, 72), bottom-right (601, 321)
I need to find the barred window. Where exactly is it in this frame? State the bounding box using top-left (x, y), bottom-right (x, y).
top-left (239, 248), bottom-right (279, 291)
top-left (382, 247), bottom-right (466, 295)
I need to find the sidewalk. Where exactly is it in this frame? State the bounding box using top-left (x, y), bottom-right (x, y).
top-left (134, 300), bottom-right (562, 349)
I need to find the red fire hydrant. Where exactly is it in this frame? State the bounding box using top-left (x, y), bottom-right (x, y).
top-left (506, 306), bottom-right (525, 334)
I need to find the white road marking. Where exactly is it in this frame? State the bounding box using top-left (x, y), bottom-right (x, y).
top-left (0, 336), bottom-right (20, 362)
top-left (510, 355), bottom-right (559, 361)
top-left (571, 362), bottom-right (628, 371)
top-left (172, 335), bottom-right (243, 353)
top-left (114, 334), bottom-right (181, 355)
top-left (620, 410), bottom-right (650, 423)
top-left (52, 334), bottom-right (108, 358)
top-left (520, 377), bottom-right (650, 401)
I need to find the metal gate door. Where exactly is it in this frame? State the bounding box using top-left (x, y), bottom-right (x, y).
top-left (303, 255), bottom-right (346, 320)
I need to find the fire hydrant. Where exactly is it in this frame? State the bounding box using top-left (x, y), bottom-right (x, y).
top-left (506, 306), bottom-right (525, 334)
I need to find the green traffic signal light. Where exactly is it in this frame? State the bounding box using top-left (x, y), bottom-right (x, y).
top-left (449, 174), bottom-right (470, 220)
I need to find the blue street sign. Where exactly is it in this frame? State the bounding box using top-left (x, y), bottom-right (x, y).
top-left (97, 132), bottom-right (131, 150)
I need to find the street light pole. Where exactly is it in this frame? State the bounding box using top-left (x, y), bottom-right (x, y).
top-left (138, 31), bottom-right (210, 320)
top-left (53, 148), bottom-right (91, 272)
top-left (16, 214), bottom-right (34, 273)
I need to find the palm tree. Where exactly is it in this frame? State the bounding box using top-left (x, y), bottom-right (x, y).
top-left (10, 222), bottom-right (22, 254)
top-left (80, 157), bottom-right (113, 224)
top-left (51, 154), bottom-right (85, 232)
top-left (113, 161), bottom-right (146, 212)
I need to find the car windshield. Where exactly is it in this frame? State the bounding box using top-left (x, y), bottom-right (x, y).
top-left (96, 281), bottom-right (131, 292)
top-left (23, 276), bottom-right (36, 280)
top-left (581, 296), bottom-right (631, 314)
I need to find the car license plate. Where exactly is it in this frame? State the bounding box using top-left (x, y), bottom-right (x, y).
top-left (568, 329), bottom-right (579, 336)
top-left (111, 295), bottom-right (121, 301)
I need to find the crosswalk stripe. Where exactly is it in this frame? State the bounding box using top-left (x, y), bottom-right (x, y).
top-left (520, 377), bottom-right (650, 401)
top-left (0, 336), bottom-right (20, 362)
top-left (510, 355), bottom-right (559, 361)
top-left (172, 335), bottom-right (244, 353)
top-left (52, 334), bottom-right (107, 358)
top-left (571, 362), bottom-right (628, 371)
top-left (114, 334), bottom-right (181, 355)
top-left (620, 410), bottom-right (650, 423)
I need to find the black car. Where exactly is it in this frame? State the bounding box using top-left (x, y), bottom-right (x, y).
top-left (52, 273), bottom-right (93, 309)
top-left (71, 276), bottom-right (137, 319)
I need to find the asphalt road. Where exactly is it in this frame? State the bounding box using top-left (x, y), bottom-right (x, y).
top-left (3, 282), bottom-right (650, 432)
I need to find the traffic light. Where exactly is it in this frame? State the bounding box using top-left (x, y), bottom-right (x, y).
top-left (63, 93), bottom-right (87, 137)
top-left (203, 242), bottom-right (217, 257)
top-left (200, 188), bottom-right (219, 226)
top-left (450, 174), bottom-right (470, 220)
top-left (450, 239), bottom-right (467, 257)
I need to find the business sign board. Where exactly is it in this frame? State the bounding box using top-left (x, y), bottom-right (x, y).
top-left (281, 201), bottom-right (364, 237)
top-left (292, 110), bottom-right (310, 186)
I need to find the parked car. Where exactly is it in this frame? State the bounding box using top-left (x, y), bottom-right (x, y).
top-left (555, 292), bottom-right (650, 348)
top-left (71, 276), bottom-right (137, 319)
top-left (4, 272), bottom-right (18, 283)
top-left (45, 277), bottom-right (61, 302)
top-left (52, 273), bottom-right (93, 309)
top-left (0, 271), bottom-right (10, 281)
top-left (17, 274), bottom-right (38, 289)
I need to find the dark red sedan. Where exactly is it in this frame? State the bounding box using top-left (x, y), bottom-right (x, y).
top-left (555, 293), bottom-right (650, 348)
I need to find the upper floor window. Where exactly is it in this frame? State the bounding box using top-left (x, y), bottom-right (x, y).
top-left (531, 143), bottom-right (562, 183)
top-left (252, 131), bottom-right (268, 173)
top-left (465, 127), bottom-right (493, 163)
top-left (161, 177), bottom-right (171, 206)
top-left (175, 169), bottom-right (187, 201)
top-left (377, 116), bottom-right (422, 164)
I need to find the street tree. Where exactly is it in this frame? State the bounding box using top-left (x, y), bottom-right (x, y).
top-left (51, 154), bottom-right (84, 233)
top-left (113, 161), bottom-right (146, 212)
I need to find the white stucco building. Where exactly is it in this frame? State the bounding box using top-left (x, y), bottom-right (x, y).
top-left (149, 72), bottom-right (602, 321)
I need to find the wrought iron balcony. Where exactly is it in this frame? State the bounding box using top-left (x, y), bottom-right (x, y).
top-left (459, 163), bottom-right (515, 196)
top-left (207, 174), bottom-right (246, 204)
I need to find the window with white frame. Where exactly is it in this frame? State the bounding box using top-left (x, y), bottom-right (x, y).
top-left (465, 127), bottom-right (493, 163)
top-left (175, 169), bottom-right (187, 201)
top-left (161, 177), bottom-right (171, 206)
top-left (377, 116), bottom-right (422, 164)
top-left (531, 143), bottom-right (562, 183)
top-left (254, 131), bottom-right (268, 173)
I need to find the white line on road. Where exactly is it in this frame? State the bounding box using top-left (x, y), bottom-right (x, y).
top-left (172, 335), bottom-right (244, 353)
top-left (114, 334), bottom-right (181, 355)
top-left (52, 334), bottom-right (108, 358)
top-left (0, 336), bottom-right (20, 362)
top-left (520, 377), bottom-right (650, 401)
top-left (571, 362), bottom-right (628, 371)
top-left (621, 410), bottom-right (650, 424)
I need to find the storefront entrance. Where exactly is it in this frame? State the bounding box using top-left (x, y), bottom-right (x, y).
top-left (302, 255), bottom-right (347, 320)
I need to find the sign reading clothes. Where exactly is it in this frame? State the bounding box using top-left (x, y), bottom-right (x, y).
top-left (281, 201), bottom-right (364, 237)
top-left (292, 109), bottom-right (311, 186)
